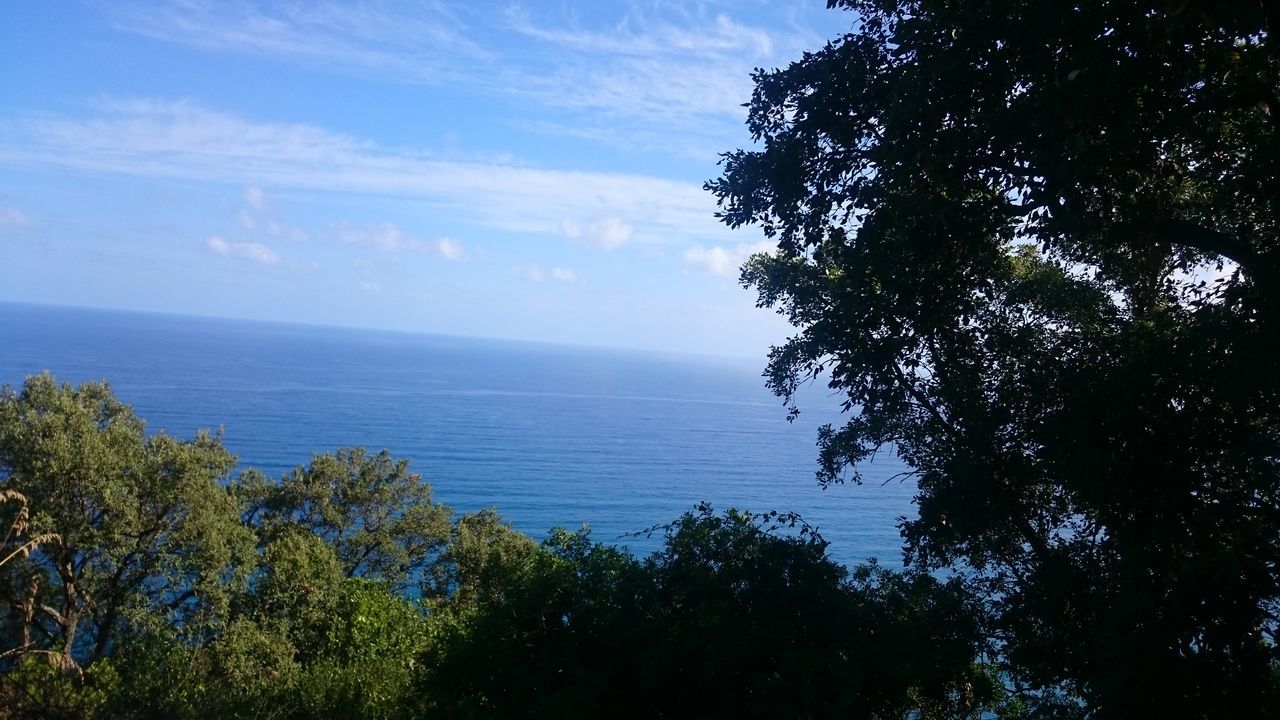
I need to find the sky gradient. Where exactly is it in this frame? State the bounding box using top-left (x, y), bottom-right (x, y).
top-left (0, 1), bottom-right (854, 357)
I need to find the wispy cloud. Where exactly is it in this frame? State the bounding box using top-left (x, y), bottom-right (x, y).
top-left (683, 240), bottom-right (775, 277)
top-left (549, 266), bottom-right (579, 283)
top-left (561, 216), bottom-right (633, 250)
top-left (512, 264), bottom-right (580, 283)
top-left (435, 236), bottom-right (465, 260)
top-left (505, 10), bottom-right (776, 57)
top-left (244, 185), bottom-right (266, 211)
top-left (503, 9), bottom-right (772, 120)
top-left (207, 235), bottom-right (280, 265)
top-left (0, 100), bottom-right (729, 244)
top-left (340, 221), bottom-right (465, 260)
top-left (110, 0), bottom-right (492, 84)
top-left (496, 6), bottom-right (814, 154)
top-left (340, 222), bottom-right (418, 254)
top-left (0, 208), bottom-right (29, 227)
top-left (103, 1), bottom-right (825, 156)
top-left (237, 185), bottom-right (307, 240)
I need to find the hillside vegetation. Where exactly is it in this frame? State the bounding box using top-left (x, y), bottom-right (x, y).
top-left (0, 374), bottom-right (1004, 719)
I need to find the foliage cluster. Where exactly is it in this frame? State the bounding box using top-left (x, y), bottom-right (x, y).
top-left (708, 0), bottom-right (1280, 716)
top-left (0, 374), bottom-right (1002, 719)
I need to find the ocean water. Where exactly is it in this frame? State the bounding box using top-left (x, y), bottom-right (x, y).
top-left (0, 302), bottom-right (916, 566)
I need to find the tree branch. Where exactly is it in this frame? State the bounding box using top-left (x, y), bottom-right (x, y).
top-left (1145, 220), bottom-right (1266, 278)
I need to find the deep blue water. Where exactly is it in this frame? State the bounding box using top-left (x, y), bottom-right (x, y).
top-left (0, 302), bottom-right (916, 566)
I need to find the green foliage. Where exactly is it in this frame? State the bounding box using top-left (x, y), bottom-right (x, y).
top-left (645, 508), bottom-right (1000, 719)
top-left (0, 655), bottom-right (120, 720)
top-left (0, 374), bottom-right (1006, 718)
top-left (421, 508), bottom-right (540, 608)
top-left (251, 528), bottom-right (346, 637)
top-left (422, 505), bottom-right (1003, 719)
top-left (291, 579), bottom-right (427, 720)
top-left (190, 619), bottom-right (299, 720)
top-left (236, 448), bottom-right (452, 591)
top-left (0, 373), bottom-right (256, 673)
top-left (709, 1), bottom-right (1280, 716)
top-left (84, 550), bottom-right (426, 720)
top-left (211, 533), bottom-right (426, 719)
top-left (420, 516), bottom-right (647, 718)
top-left (98, 632), bottom-right (218, 720)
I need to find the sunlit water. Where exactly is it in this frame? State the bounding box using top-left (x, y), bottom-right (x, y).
top-left (0, 302), bottom-right (916, 566)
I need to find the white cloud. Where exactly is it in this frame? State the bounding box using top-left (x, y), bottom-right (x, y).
top-left (102, 2), bottom-right (829, 156)
top-left (435, 236), bottom-right (465, 260)
top-left (0, 100), bottom-right (727, 244)
top-left (206, 235), bottom-right (280, 265)
top-left (489, 7), bottom-right (832, 154)
top-left (109, 1), bottom-right (491, 84)
top-left (512, 264), bottom-right (578, 283)
top-left (550, 266), bottom-right (579, 282)
top-left (501, 9), bottom-right (783, 125)
top-left (0, 208), bottom-right (29, 227)
top-left (561, 216), bottom-right (633, 250)
top-left (340, 222), bottom-right (465, 260)
top-left (683, 240), bottom-right (775, 277)
top-left (236, 185), bottom-right (308, 241)
top-left (244, 185), bottom-right (266, 210)
top-left (264, 219), bottom-right (308, 241)
top-left (341, 222), bottom-right (416, 254)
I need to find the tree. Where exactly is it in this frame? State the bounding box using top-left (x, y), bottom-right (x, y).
top-left (0, 373), bottom-right (256, 672)
top-left (419, 513), bottom-right (650, 719)
top-left (92, 530), bottom-right (430, 720)
top-left (235, 448), bottom-right (452, 592)
top-left (289, 578), bottom-right (427, 720)
top-left (233, 531), bottom-right (426, 720)
top-left (708, 1), bottom-right (1280, 716)
top-left (421, 506), bottom-right (1002, 719)
top-left (639, 507), bottom-right (1001, 719)
top-left (0, 374), bottom-right (257, 717)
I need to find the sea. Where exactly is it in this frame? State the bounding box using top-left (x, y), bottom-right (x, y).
top-left (0, 302), bottom-right (916, 567)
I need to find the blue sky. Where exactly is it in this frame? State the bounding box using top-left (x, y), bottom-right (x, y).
top-left (0, 1), bottom-right (853, 357)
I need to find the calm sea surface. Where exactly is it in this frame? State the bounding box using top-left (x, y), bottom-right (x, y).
top-left (0, 302), bottom-right (916, 566)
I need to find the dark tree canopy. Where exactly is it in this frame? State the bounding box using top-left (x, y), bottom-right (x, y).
top-left (710, 1), bottom-right (1279, 717)
top-left (421, 507), bottom-right (1001, 720)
